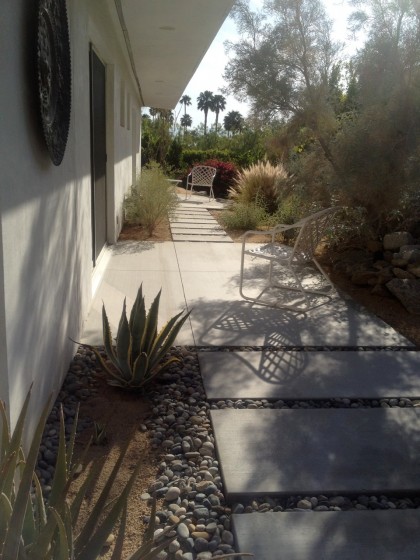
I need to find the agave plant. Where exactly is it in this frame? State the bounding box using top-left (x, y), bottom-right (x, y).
top-left (0, 390), bottom-right (176, 560)
top-left (83, 284), bottom-right (190, 390)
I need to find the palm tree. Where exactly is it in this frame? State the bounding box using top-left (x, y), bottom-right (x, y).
top-left (224, 110), bottom-right (244, 136)
top-left (180, 113), bottom-right (192, 133)
top-left (179, 95), bottom-right (192, 117)
top-left (156, 109), bottom-right (174, 124)
top-left (197, 90), bottom-right (214, 134)
top-left (211, 94), bottom-right (226, 134)
top-left (149, 107), bottom-right (158, 121)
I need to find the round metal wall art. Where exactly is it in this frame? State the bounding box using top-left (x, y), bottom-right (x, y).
top-left (37, 0), bottom-right (71, 166)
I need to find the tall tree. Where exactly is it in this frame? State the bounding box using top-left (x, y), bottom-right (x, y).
top-left (330, 0), bottom-right (420, 230)
top-left (149, 107), bottom-right (158, 121)
top-left (224, 0), bottom-right (341, 170)
top-left (179, 94), bottom-right (192, 116)
top-left (211, 94), bottom-right (227, 133)
top-left (224, 110), bottom-right (244, 136)
top-left (197, 90), bottom-right (214, 134)
top-left (180, 113), bottom-right (192, 133)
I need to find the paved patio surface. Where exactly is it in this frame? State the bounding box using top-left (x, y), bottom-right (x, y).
top-left (82, 239), bottom-right (412, 348)
top-left (211, 407), bottom-right (420, 498)
top-left (232, 510), bottom-right (420, 560)
top-left (200, 350), bottom-right (420, 400)
top-left (81, 196), bottom-right (419, 559)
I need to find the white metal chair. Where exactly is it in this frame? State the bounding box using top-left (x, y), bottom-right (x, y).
top-left (185, 165), bottom-right (217, 199)
top-left (239, 207), bottom-right (340, 310)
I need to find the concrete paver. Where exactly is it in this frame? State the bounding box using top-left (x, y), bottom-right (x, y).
top-left (200, 350), bottom-right (420, 400)
top-left (170, 224), bottom-right (224, 231)
top-left (171, 216), bottom-right (217, 223)
top-left (232, 510), bottom-right (420, 560)
top-left (169, 202), bottom-right (232, 242)
top-left (82, 213), bottom-right (420, 558)
top-left (211, 408), bottom-right (420, 499)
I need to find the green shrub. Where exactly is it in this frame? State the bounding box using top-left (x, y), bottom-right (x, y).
top-left (273, 192), bottom-right (307, 225)
top-left (124, 162), bottom-right (178, 235)
top-left (219, 202), bottom-right (268, 231)
top-left (82, 284), bottom-right (190, 391)
top-left (229, 161), bottom-right (291, 214)
top-left (0, 390), bottom-right (175, 559)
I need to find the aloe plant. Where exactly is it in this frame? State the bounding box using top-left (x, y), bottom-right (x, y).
top-left (0, 390), bottom-right (176, 560)
top-left (83, 284), bottom-right (190, 390)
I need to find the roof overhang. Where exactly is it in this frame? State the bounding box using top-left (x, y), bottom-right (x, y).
top-left (115, 0), bottom-right (235, 109)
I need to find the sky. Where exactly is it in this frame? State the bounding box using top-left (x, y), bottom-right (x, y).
top-left (173, 0), bottom-right (362, 128)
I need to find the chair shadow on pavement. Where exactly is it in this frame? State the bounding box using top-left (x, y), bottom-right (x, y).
top-left (191, 293), bottom-right (410, 348)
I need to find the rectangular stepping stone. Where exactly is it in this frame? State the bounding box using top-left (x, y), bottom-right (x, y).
top-left (200, 350), bottom-right (420, 400)
top-left (171, 210), bottom-right (212, 216)
top-left (210, 408), bottom-right (420, 499)
top-left (172, 229), bottom-right (226, 236)
top-left (170, 217), bottom-right (216, 223)
top-left (171, 224), bottom-right (223, 231)
top-left (232, 510), bottom-right (420, 560)
top-left (172, 234), bottom-right (233, 242)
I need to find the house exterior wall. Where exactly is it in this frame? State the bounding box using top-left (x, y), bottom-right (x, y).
top-left (0, 0), bottom-right (141, 430)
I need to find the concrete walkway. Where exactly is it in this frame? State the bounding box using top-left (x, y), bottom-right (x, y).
top-left (169, 194), bottom-right (233, 242)
top-left (82, 196), bottom-right (419, 559)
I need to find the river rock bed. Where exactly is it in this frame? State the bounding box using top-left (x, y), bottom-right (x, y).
top-left (37, 346), bottom-right (420, 559)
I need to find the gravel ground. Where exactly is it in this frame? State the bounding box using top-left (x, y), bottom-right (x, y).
top-left (38, 346), bottom-right (420, 559)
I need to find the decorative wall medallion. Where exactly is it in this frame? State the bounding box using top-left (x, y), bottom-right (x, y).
top-left (37, 0), bottom-right (71, 166)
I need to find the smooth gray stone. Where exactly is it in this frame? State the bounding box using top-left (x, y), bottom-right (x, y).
top-left (232, 510), bottom-right (420, 560)
top-left (200, 351), bottom-right (420, 400)
top-left (210, 408), bottom-right (420, 498)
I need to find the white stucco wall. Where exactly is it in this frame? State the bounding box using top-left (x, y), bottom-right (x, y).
top-left (0, 0), bottom-right (141, 430)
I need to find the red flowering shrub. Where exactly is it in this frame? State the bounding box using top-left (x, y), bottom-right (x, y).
top-left (200, 159), bottom-right (239, 198)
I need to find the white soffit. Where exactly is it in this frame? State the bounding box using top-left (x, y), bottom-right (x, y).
top-left (120, 0), bottom-right (235, 109)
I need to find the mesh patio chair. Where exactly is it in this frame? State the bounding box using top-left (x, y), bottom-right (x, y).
top-left (239, 207), bottom-right (340, 310)
top-left (185, 165), bottom-right (217, 199)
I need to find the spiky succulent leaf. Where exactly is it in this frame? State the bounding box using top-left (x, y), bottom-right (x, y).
top-left (32, 473), bottom-right (47, 533)
top-left (0, 450), bottom-right (18, 501)
top-left (141, 289), bottom-right (161, 355)
top-left (115, 298), bottom-right (133, 381)
top-left (50, 508), bottom-right (71, 560)
top-left (107, 379), bottom-right (128, 388)
top-left (132, 352), bottom-right (149, 387)
top-left (0, 390), bottom-right (32, 500)
top-left (48, 406), bottom-right (69, 509)
top-left (102, 304), bottom-right (120, 371)
top-left (0, 492), bottom-right (12, 550)
top-left (147, 310), bottom-right (190, 372)
top-left (129, 285), bottom-right (147, 363)
top-left (22, 478), bottom-right (37, 548)
top-left (82, 344), bottom-right (124, 384)
top-left (0, 399), bottom-right (11, 462)
top-left (1, 394), bottom-right (53, 560)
